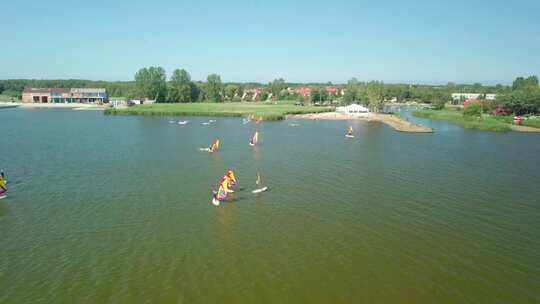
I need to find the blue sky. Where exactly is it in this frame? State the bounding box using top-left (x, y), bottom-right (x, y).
top-left (1, 0), bottom-right (539, 84)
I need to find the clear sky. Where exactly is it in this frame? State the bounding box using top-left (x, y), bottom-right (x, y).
top-left (1, 0), bottom-right (539, 84)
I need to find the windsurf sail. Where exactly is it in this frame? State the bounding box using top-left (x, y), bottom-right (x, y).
top-left (227, 170), bottom-right (237, 185)
top-left (215, 177), bottom-right (229, 201)
top-left (250, 132), bottom-right (259, 145)
top-left (256, 173), bottom-right (261, 187)
top-left (210, 139), bottom-right (220, 152)
top-left (0, 171), bottom-right (7, 195)
top-left (216, 185), bottom-right (228, 201)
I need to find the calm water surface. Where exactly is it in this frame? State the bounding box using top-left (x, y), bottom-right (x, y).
top-left (1, 108), bottom-right (539, 303)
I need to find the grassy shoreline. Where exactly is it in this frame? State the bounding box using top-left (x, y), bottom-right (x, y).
top-left (104, 102), bottom-right (334, 120)
top-left (412, 109), bottom-right (540, 132)
top-left (413, 109), bottom-right (513, 132)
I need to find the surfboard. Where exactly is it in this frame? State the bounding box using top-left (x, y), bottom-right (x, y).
top-left (252, 187), bottom-right (268, 194)
top-left (249, 142), bottom-right (255, 146)
top-left (345, 134), bottom-right (355, 138)
top-left (178, 120), bottom-right (189, 125)
top-left (199, 147), bottom-right (212, 152)
top-left (212, 198), bottom-right (221, 206)
top-left (0, 194), bottom-right (7, 200)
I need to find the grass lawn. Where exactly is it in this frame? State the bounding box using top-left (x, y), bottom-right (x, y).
top-left (413, 109), bottom-right (512, 132)
top-left (521, 118), bottom-right (540, 129)
top-left (104, 102), bottom-right (333, 120)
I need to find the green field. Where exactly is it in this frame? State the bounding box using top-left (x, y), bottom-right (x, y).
top-left (413, 109), bottom-right (512, 132)
top-left (521, 118), bottom-right (540, 128)
top-left (104, 102), bottom-right (333, 120)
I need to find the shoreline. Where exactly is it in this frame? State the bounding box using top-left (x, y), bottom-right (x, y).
top-left (289, 112), bottom-right (433, 133)
top-left (0, 102), bottom-right (107, 110)
top-left (413, 109), bottom-right (540, 133)
top-left (104, 103), bottom-right (333, 121)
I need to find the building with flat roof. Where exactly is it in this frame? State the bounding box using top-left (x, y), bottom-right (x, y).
top-left (451, 93), bottom-right (497, 102)
top-left (22, 88), bottom-right (108, 104)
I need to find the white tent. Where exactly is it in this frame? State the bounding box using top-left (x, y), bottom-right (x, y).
top-left (337, 103), bottom-right (370, 115)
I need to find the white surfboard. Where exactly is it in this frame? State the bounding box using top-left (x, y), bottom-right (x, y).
top-left (345, 134), bottom-right (355, 138)
top-left (252, 187), bottom-right (268, 194)
top-left (212, 198), bottom-right (221, 206)
top-left (199, 147), bottom-right (212, 152)
top-left (249, 142), bottom-right (255, 147)
top-left (0, 194), bottom-right (7, 200)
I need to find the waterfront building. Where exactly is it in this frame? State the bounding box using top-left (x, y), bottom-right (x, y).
top-left (337, 103), bottom-right (371, 117)
top-left (451, 93), bottom-right (497, 102)
top-left (22, 88), bottom-right (108, 103)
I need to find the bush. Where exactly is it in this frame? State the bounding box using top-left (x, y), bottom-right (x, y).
top-left (463, 102), bottom-right (482, 117)
top-left (432, 99), bottom-right (446, 110)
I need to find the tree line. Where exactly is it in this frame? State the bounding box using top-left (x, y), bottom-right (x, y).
top-left (1, 68), bottom-right (539, 114)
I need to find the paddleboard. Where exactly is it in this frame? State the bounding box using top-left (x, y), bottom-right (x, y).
top-left (345, 134), bottom-right (355, 138)
top-left (252, 186), bottom-right (268, 194)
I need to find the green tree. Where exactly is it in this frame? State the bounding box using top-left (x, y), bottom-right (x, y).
top-left (497, 75), bottom-right (540, 115)
top-left (269, 78), bottom-right (287, 99)
top-left (204, 74), bottom-right (223, 102)
top-left (512, 76), bottom-right (538, 91)
top-left (463, 103), bottom-right (482, 117)
top-left (168, 69), bottom-right (196, 103)
top-left (366, 81), bottom-right (385, 111)
top-left (224, 84), bottom-right (242, 101)
top-left (310, 88), bottom-right (321, 103)
top-left (135, 66), bottom-right (167, 102)
top-left (343, 78), bottom-right (359, 103)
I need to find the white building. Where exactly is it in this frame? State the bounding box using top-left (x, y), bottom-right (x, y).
top-left (451, 93), bottom-right (497, 101)
top-left (485, 94), bottom-right (497, 100)
top-left (337, 103), bottom-right (371, 116)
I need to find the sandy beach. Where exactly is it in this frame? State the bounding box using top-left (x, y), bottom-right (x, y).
top-left (290, 112), bottom-right (434, 133)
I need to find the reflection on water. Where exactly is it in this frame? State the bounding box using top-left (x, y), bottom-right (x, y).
top-left (0, 108), bottom-right (539, 303)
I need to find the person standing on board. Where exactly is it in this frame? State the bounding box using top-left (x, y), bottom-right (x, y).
top-left (0, 171), bottom-right (7, 197)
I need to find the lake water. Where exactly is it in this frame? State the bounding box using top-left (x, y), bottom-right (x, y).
top-left (1, 108), bottom-right (539, 303)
